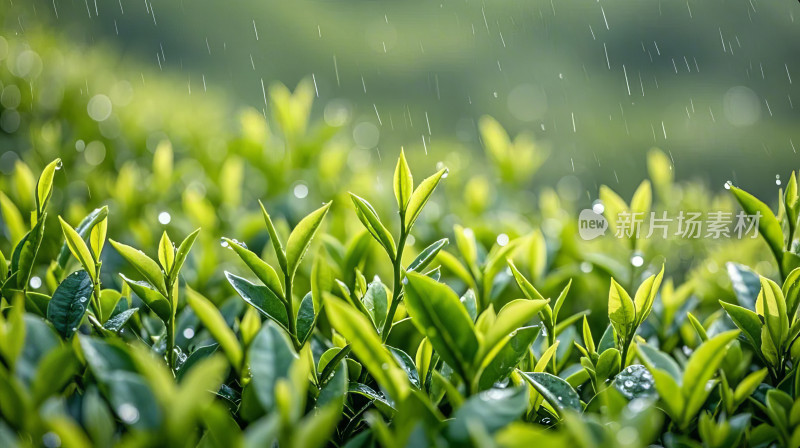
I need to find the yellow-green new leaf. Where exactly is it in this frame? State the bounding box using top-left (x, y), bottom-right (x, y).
top-left (681, 330), bottom-right (740, 421)
top-left (608, 278), bottom-right (635, 336)
top-left (757, 276), bottom-right (789, 350)
top-left (730, 185), bottom-right (784, 264)
top-left (224, 238), bottom-right (284, 299)
top-left (36, 158), bottom-right (61, 217)
top-left (394, 149), bottom-right (413, 212)
top-left (403, 272), bottom-right (479, 380)
top-left (186, 287), bottom-right (243, 371)
top-left (633, 265), bottom-right (665, 326)
top-left (630, 180), bottom-right (652, 216)
top-left (89, 217), bottom-right (107, 260)
top-left (405, 168), bottom-right (447, 230)
top-left (59, 217), bottom-right (96, 280)
top-left (480, 299), bottom-right (549, 362)
top-left (286, 202), bottom-right (332, 277)
top-left (324, 295), bottom-right (409, 401)
top-left (110, 239), bottom-right (167, 296)
top-left (350, 193), bottom-right (396, 260)
top-left (259, 200), bottom-right (288, 275)
top-left (169, 228), bottom-right (200, 283)
top-left (158, 232), bottom-right (175, 273)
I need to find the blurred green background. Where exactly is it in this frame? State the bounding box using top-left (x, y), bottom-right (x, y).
top-left (3, 0), bottom-right (799, 198)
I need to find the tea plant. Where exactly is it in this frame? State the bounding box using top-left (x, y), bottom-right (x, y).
top-left (2, 151), bottom-right (800, 448)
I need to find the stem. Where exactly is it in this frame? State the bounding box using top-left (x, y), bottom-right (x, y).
top-left (166, 284), bottom-right (176, 371)
top-left (381, 212), bottom-right (407, 343)
top-left (284, 273), bottom-right (301, 350)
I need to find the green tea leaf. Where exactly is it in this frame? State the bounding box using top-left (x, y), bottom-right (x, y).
top-left (35, 158), bottom-right (60, 217)
top-left (225, 272), bottom-right (289, 332)
top-left (11, 213), bottom-right (46, 290)
top-left (46, 270), bottom-right (93, 339)
top-left (59, 216), bottom-right (97, 279)
top-left (405, 168), bottom-right (447, 230)
top-left (633, 265), bottom-right (664, 326)
top-left (170, 228), bottom-right (200, 283)
top-left (757, 276), bottom-right (789, 350)
top-left (249, 322), bottom-right (298, 410)
top-left (521, 372), bottom-right (581, 414)
top-left (407, 238), bottom-right (448, 273)
top-left (56, 207), bottom-right (108, 272)
top-left (158, 231), bottom-right (175, 273)
top-left (681, 330), bottom-right (739, 420)
top-left (362, 280), bottom-right (389, 331)
top-left (481, 298), bottom-right (548, 361)
top-left (730, 185), bottom-right (784, 264)
top-left (726, 262), bottom-right (760, 310)
top-left (478, 325), bottom-right (538, 390)
top-left (637, 342), bottom-right (682, 381)
top-left (388, 346), bottom-right (421, 389)
top-left (258, 200), bottom-right (288, 274)
top-left (446, 386), bottom-right (528, 443)
top-left (719, 301), bottom-right (762, 350)
top-left (394, 149), bottom-right (413, 212)
top-left (296, 292), bottom-right (315, 345)
top-left (613, 364), bottom-right (656, 400)
top-left (608, 278), bottom-right (635, 337)
top-left (0, 191), bottom-right (25, 245)
top-left (119, 274), bottom-right (171, 322)
top-left (403, 272), bottom-right (479, 379)
top-left (223, 237), bottom-right (284, 299)
top-left (103, 308), bottom-right (138, 333)
top-left (285, 202), bottom-right (332, 277)
top-left (109, 240), bottom-right (167, 296)
top-left (186, 287), bottom-right (243, 370)
top-left (350, 193), bottom-right (396, 260)
top-left (89, 217), bottom-right (107, 261)
top-left (324, 295), bottom-right (409, 401)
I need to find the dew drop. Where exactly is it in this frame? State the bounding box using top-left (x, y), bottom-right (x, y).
top-left (630, 253), bottom-right (644, 267)
top-left (183, 328), bottom-right (195, 339)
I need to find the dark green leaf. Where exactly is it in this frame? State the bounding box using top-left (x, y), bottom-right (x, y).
top-left (224, 237), bottom-right (284, 299)
top-left (403, 272), bottom-right (479, 380)
top-left (478, 325), bottom-right (538, 390)
top-left (249, 322), bottom-right (298, 410)
top-left (613, 364), bottom-right (656, 400)
top-left (446, 386), bottom-right (527, 443)
top-left (46, 270), bottom-right (94, 339)
top-left (103, 308), bottom-right (139, 333)
top-left (521, 372), bottom-right (581, 414)
top-left (296, 292), bottom-right (316, 345)
top-left (388, 346), bottom-right (421, 389)
top-left (407, 238), bottom-right (448, 273)
top-left (362, 280), bottom-right (388, 331)
top-left (226, 271), bottom-right (289, 331)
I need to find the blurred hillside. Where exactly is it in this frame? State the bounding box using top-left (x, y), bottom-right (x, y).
top-left (2, 0), bottom-right (800, 198)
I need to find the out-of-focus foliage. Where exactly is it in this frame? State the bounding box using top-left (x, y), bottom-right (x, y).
top-left (1, 26), bottom-right (799, 448)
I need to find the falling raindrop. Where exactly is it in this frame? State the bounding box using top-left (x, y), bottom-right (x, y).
top-left (592, 200), bottom-right (605, 214)
top-left (158, 211), bottom-right (171, 225)
top-left (630, 252), bottom-right (644, 267)
top-left (183, 328), bottom-right (195, 339)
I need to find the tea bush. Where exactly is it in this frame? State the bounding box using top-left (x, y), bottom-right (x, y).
top-left (0, 28), bottom-right (798, 448)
